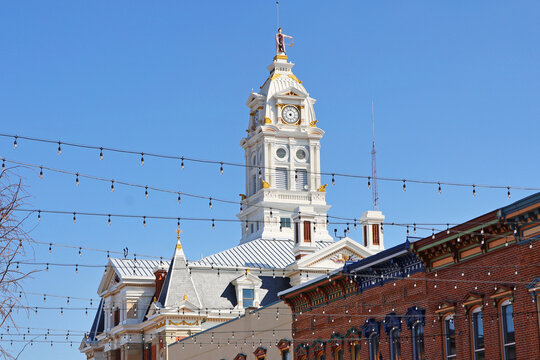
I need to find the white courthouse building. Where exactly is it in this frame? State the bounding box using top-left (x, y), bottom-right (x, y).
top-left (80, 33), bottom-right (385, 360)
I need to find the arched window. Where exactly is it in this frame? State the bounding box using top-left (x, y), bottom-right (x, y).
top-left (389, 327), bottom-right (401, 360)
top-left (333, 346), bottom-right (343, 360)
top-left (412, 321), bottom-right (424, 360)
top-left (500, 299), bottom-right (516, 360)
top-left (351, 342), bottom-right (361, 360)
top-left (471, 307), bottom-right (485, 359)
top-left (368, 332), bottom-right (379, 360)
top-left (443, 315), bottom-right (456, 359)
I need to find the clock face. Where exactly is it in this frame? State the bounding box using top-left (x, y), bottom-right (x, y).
top-left (282, 105), bottom-right (299, 124)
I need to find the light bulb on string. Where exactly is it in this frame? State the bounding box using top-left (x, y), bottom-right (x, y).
top-left (1, 159), bottom-right (5, 171)
top-left (57, 142), bottom-right (62, 155)
top-left (143, 216), bottom-right (146, 227)
top-left (507, 187), bottom-right (511, 198)
top-left (446, 224), bottom-right (450, 234)
top-left (354, 219), bottom-right (357, 230)
top-left (16, 262), bottom-right (19, 271)
top-left (212, 219), bottom-right (215, 230)
top-left (49, 243), bottom-right (52, 253)
top-left (107, 215), bottom-right (111, 226)
top-left (177, 192), bottom-right (181, 204)
top-left (78, 247), bottom-right (82, 256)
top-left (431, 229), bottom-right (435, 239)
top-left (209, 197), bottom-right (213, 209)
top-left (73, 213), bottom-right (77, 223)
top-left (406, 226), bottom-right (410, 236)
top-left (107, 251), bottom-right (110, 259)
top-left (438, 182), bottom-right (442, 194)
top-left (367, 176), bottom-right (371, 189)
top-left (181, 157), bottom-right (184, 170)
top-left (413, 223), bottom-right (416, 234)
top-left (473, 185), bottom-right (476, 197)
top-left (99, 147), bottom-right (103, 160)
top-left (75, 173), bottom-right (79, 186)
top-left (145, 186), bottom-right (149, 198)
top-left (13, 136), bottom-right (18, 148)
top-left (39, 167), bottom-right (43, 179)
top-left (402, 180), bottom-right (406, 192)
top-left (332, 174), bottom-right (335, 186)
top-left (110, 180), bottom-right (115, 192)
top-left (140, 153), bottom-right (144, 166)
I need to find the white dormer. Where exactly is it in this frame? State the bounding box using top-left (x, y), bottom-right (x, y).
top-left (231, 272), bottom-right (263, 309)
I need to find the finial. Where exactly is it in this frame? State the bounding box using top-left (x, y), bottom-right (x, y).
top-left (183, 294), bottom-right (188, 301)
top-left (176, 229), bottom-right (183, 249)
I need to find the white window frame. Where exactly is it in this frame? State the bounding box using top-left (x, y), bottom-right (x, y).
top-left (231, 273), bottom-right (262, 309)
top-left (412, 321), bottom-right (424, 360)
top-left (444, 315), bottom-right (456, 359)
top-left (389, 327), bottom-right (401, 360)
top-left (501, 299), bottom-right (516, 360)
top-left (471, 307), bottom-right (485, 359)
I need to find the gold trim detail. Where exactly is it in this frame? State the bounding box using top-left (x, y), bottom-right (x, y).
top-left (169, 319), bottom-right (199, 326)
top-left (310, 120), bottom-right (318, 127)
top-left (318, 184), bottom-right (328, 192)
top-left (273, 54), bottom-right (288, 60)
top-left (183, 294), bottom-right (188, 301)
top-left (277, 103), bottom-right (286, 109)
top-left (262, 179), bottom-right (270, 188)
top-left (284, 91), bottom-right (298, 96)
top-left (239, 194), bottom-right (247, 200)
top-left (288, 74), bottom-right (302, 83)
top-left (270, 73), bottom-right (281, 81)
top-left (264, 117), bottom-right (272, 124)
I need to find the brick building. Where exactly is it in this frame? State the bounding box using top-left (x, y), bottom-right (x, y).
top-left (280, 193), bottom-right (540, 360)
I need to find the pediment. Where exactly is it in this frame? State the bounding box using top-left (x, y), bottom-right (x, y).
top-left (292, 238), bottom-right (376, 270)
top-left (231, 272), bottom-right (262, 287)
top-left (274, 86), bottom-right (307, 99)
top-left (97, 263), bottom-right (121, 295)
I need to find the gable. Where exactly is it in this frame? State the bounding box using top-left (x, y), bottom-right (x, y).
top-left (293, 238), bottom-right (376, 270)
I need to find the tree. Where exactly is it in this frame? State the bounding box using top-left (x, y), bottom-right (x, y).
top-left (0, 168), bottom-right (32, 358)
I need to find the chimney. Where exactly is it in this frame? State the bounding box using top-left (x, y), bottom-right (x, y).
top-left (153, 264), bottom-right (168, 300)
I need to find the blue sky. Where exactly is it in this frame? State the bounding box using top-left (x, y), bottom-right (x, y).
top-left (1, 1), bottom-right (539, 358)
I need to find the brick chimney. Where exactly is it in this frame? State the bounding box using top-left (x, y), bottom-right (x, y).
top-left (153, 264), bottom-right (168, 300)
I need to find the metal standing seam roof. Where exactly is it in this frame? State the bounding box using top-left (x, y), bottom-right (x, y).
top-left (109, 258), bottom-right (170, 279)
top-left (190, 238), bottom-right (335, 269)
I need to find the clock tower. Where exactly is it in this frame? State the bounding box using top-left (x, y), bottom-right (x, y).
top-left (238, 35), bottom-right (332, 249)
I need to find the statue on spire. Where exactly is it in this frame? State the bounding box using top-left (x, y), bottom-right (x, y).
top-left (276, 28), bottom-right (293, 55)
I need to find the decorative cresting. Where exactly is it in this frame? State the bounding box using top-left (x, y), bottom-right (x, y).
top-left (362, 318), bottom-right (380, 338)
top-left (405, 306), bottom-right (425, 329)
top-left (346, 244), bottom-right (424, 293)
top-left (383, 312), bottom-right (401, 335)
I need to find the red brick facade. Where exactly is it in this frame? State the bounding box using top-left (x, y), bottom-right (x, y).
top-left (281, 195), bottom-right (540, 360)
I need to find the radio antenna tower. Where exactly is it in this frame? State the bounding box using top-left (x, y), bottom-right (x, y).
top-left (371, 100), bottom-right (379, 210)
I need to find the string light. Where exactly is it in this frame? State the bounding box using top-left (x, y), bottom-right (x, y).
top-left (39, 167), bottom-right (43, 179)
top-left (438, 182), bottom-right (442, 194)
top-left (140, 153), bottom-right (144, 166)
top-left (209, 197), bottom-right (213, 209)
top-left (368, 176), bottom-right (371, 189)
top-left (13, 136), bottom-right (17, 148)
top-left (177, 192), bottom-right (181, 204)
top-left (99, 147), bottom-right (103, 160)
top-left (473, 185), bottom-right (477, 197)
top-left (1, 159), bottom-right (4, 171)
top-left (143, 216), bottom-right (146, 227)
top-left (212, 219), bottom-right (215, 230)
top-left (145, 186), bottom-right (149, 198)
top-left (57, 142), bottom-right (62, 155)
top-left (181, 157), bottom-right (185, 170)
top-left (402, 180), bottom-right (406, 192)
top-left (73, 213), bottom-right (76, 223)
top-left (110, 180), bottom-right (115, 192)
top-left (507, 187), bottom-right (511, 198)
top-left (332, 174), bottom-right (335, 186)
top-left (220, 162), bottom-right (224, 175)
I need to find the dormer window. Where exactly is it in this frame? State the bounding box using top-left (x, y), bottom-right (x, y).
top-left (231, 273), bottom-right (263, 309)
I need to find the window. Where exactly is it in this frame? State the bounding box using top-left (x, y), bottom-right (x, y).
top-left (296, 149), bottom-right (306, 160)
top-left (352, 343), bottom-right (361, 360)
top-left (250, 223), bottom-right (254, 234)
top-left (276, 148), bottom-right (287, 159)
top-left (275, 167), bottom-right (288, 190)
top-left (280, 217), bottom-right (291, 228)
top-left (389, 328), bottom-right (401, 360)
top-left (363, 226), bottom-right (368, 247)
top-left (368, 333), bottom-right (379, 360)
top-left (501, 300), bottom-right (516, 360)
top-left (412, 322), bottom-right (424, 360)
top-left (243, 288), bottom-right (254, 308)
top-left (444, 315), bottom-right (456, 359)
top-left (334, 347), bottom-right (343, 360)
top-left (472, 307), bottom-right (485, 360)
top-left (372, 224), bottom-right (380, 245)
top-left (251, 174), bottom-right (257, 195)
top-left (295, 169), bottom-right (308, 191)
top-left (281, 349), bottom-right (290, 360)
top-left (303, 221), bottom-right (311, 243)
